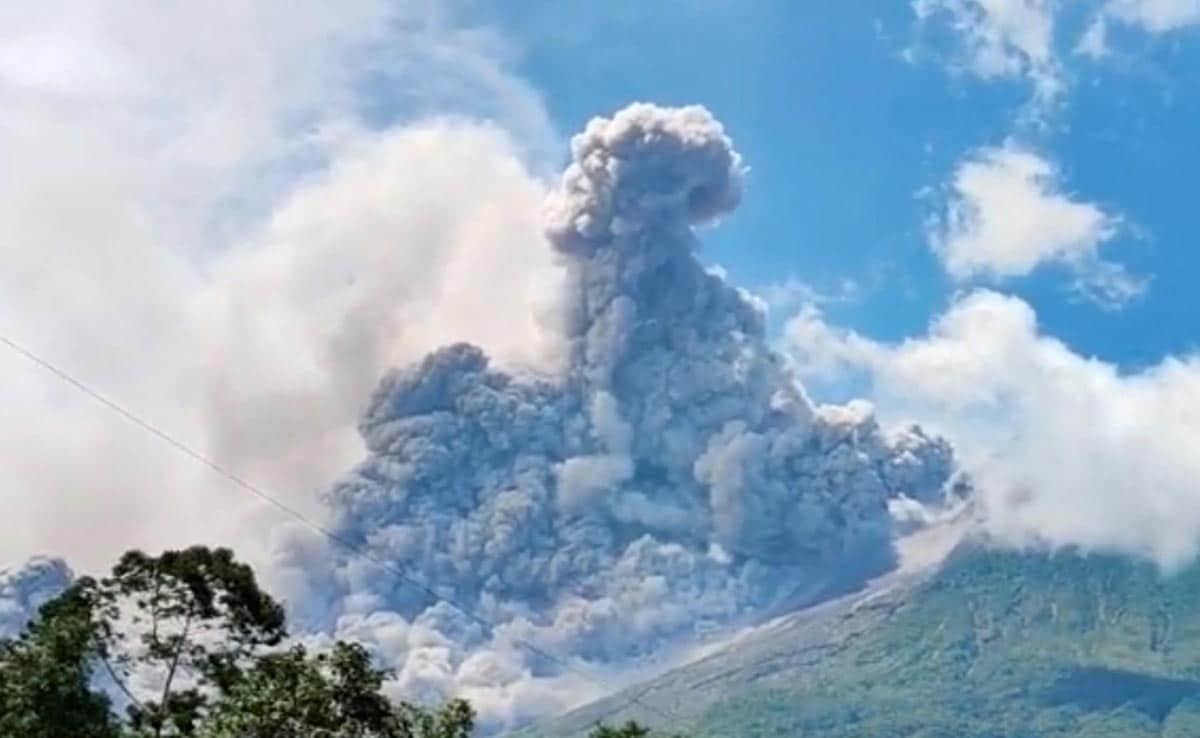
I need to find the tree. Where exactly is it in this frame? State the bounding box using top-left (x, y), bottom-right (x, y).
top-left (0, 583), bottom-right (119, 738)
top-left (89, 546), bottom-right (287, 737)
top-left (0, 546), bottom-right (479, 738)
top-left (394, 696), bottom-right (475, 738)
top-left (589, 721), bottom-right (684, 738)
top-left (201, 641), bottom-right (474, 738)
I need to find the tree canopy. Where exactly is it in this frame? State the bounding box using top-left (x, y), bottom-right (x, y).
top-left (0, 545), bottom-right (672, 738)
top-left (0, 583), bottom-right (119, 738)
top-left (0, 546), bottom-right (475, 738)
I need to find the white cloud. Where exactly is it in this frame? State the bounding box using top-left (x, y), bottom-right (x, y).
top-left (191, 120), bottom-right (564, 510)
top-left (927, 144), bottom-right (1142, 306)
top-left (0, 1), bottom-right (562, 573)
top-left (1075, 15), bottom-right (1114, 58)
top-left (1069, 260), bottom-right (1151, 311)
top-left (1079, 0), bottom-right (1200, 56)
top-left (1106, 0), bottom-right (1200, 31)
top-left (914, 0), bottom-right (1200, 99)
top-left (786, 289), bottom-right (1200, 569)
top-left (912, 0), bottom-right (1063, 102)
top-left (781, 305), bottom-right (880, 383)
top-left (755, 277), bottom-right (861, 315)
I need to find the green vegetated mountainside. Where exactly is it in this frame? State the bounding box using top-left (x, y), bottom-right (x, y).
top-left (536, 546), bottom-right (1200, 738)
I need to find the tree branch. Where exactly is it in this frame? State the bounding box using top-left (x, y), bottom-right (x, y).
top-left (98, 652), bottom-right (144, 713)
top-left (155, 609), bottom-right (193, 738)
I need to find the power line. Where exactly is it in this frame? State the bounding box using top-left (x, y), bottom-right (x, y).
top-left (0, 333), bottom-right (681, 730)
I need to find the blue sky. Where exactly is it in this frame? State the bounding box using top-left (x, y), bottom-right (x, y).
top-left (2, 0), bottom-right (1200, 581)
top-left (6, 2), bottom-right (1200, 722)
top-left (2, 0), bottom-right (1198, 573)
top-left (476, 1), bottom-right (1199, 369)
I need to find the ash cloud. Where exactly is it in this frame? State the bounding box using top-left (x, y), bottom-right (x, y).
top-left (274, 103), bottom-right (962, 727)
top-left (0, 557), bottom-right (72, 639)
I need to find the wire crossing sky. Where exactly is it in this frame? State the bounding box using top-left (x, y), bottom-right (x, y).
top-left (0, 331), bottom-right (686, 730)
top-left (2, 0), bottom-right (1200, 731)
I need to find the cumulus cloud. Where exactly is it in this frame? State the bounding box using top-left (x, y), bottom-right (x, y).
top-left (1079, 1), bottom-right (1200, 57)
top-left (1107, 0), bottom-right (1200, 29)
top-left (787, 290), bottom-right (1200, 570)
top-left (0, 1), bottom-right (559, 571)
top-left (1080, 0), bottom-right (1200, 57)
top-left (927, 143), bottom-right (1143, 307)
top-left (262, 103), bottom-right (962, 729)
top-left (912, 0), bottom-right (1063, 103)
top-left (191, 121), bottom-right (563, 511)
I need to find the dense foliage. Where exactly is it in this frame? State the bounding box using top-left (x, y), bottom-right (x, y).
top-left (26, 544), bottom-right (1195, 738)
top-left (0, 584), bottom-right (119, 738)
top-left (0, 546), bottom-right (477, 738)
top-left (0, 545), bottom-right (671, 738)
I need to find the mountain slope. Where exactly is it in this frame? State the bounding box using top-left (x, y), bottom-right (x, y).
top-left (536, 545), bottom-right (1200, 737)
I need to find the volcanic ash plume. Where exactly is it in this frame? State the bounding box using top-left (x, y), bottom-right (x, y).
top-left (0, 557), bottom-right (72, 639)
top-left (273, 103), bottom-right (961, 725)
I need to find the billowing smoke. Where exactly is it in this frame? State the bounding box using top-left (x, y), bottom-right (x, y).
top-left (0, 557), bottom-right (72, 639)
top-left (788, 288), bottom-right (1200, 570)
top-left (268, 103), bottom-right (962, 727)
